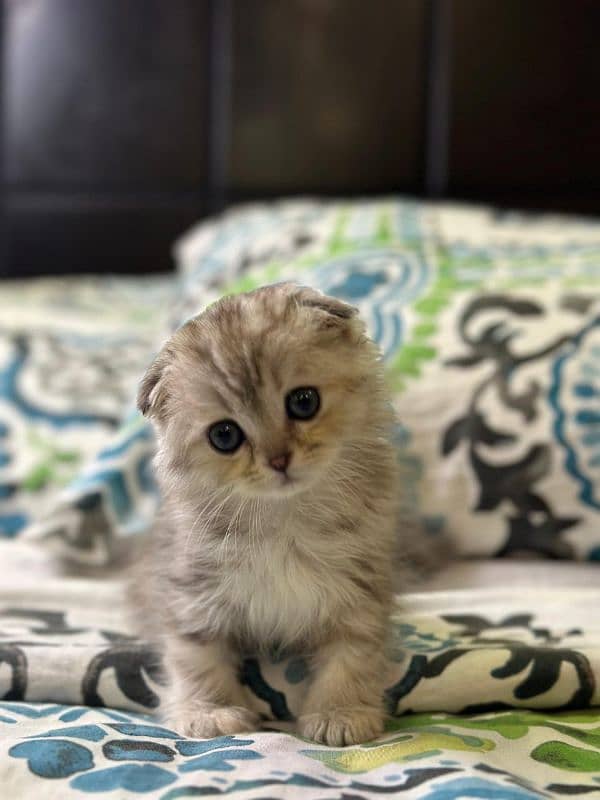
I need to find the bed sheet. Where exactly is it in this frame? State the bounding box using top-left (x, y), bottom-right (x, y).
top-left (1, 558), bottom-right (599, 798)
top-left (2, 209), bottom-right (600, 797)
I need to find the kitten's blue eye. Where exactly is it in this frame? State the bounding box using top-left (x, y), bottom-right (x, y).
top-left (286, 387), bottom-right (320, 421)
top-left (208, 420), bottom-right (245, 453)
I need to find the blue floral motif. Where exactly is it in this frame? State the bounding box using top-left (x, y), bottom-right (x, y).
top-left (71, 763), bottom-right (177, 793)
top-left (103, 740), bottom-right (175, 762)
top-left (549, 318), bottom-right (600, 511)
top-left (4, 700), bottom-right (600, 798)
top-left (310, 248), bottom-right (430, 359)
top-left (26, 724), bottom-right (107, 742)
top-left (107, 723), bottom-right (180, 739)
top-left (178, 748), bottom-right (263, 773)
top-left (0, 335), bottom-right (117, 428)
top-left (5, 709), bottom-right (269, 794)
top-left (0, 512), bottom-right (28, 538)
top-left (1, 703), bottom-right (84, 719)
top-left (9, 739), bottom-right (95, 778)
top-left (174, 737), bottom-right (255, 756)
top-left (329, 269), bottom-right (388, 299)
top-left (419, 776), bottom-right (545, 800)
top-left (390, 623), bottom-right (459, 655)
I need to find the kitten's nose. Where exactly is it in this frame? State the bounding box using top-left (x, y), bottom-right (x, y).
top-left (269, 452), bottom-right (291, 473)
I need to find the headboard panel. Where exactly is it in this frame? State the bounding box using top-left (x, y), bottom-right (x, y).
top-left (1, 0), bottom-right (598, 277)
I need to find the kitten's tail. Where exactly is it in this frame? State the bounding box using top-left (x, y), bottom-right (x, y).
top-left (393, 511), bottom-right (455, 592)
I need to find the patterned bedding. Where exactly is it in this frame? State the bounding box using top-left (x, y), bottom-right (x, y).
top-left (3, 702), bottom-right (599, 799)
top-left (1, 566), bottom-right (600, 798)
top-left (11, 199), bottom-right (600, 563)
top-left (1, 199), bottom-right (599, 797)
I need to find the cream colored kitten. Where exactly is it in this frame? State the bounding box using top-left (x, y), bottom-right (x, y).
top-left (136, 283), bottom-right (400, 746)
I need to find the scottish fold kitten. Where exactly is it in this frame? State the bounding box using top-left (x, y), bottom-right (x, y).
top-left (136, 283), bottom-right (400, 745)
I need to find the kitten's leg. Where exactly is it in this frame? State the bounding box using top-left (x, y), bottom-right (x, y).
top-left (162, 635), bottom-right (259, 738)
top-left (298, 621), bottom-right (387, 746)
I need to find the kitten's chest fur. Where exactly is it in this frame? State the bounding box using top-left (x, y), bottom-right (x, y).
top-left (164, 493), bottom-right (391, 651)
top-left (223, 521), bottom-right (343, 648)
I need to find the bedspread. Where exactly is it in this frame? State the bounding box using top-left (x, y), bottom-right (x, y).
top-left (1, 570), bottom-right (599, 798)
top-left (1, 204), bottom-right (600, 797)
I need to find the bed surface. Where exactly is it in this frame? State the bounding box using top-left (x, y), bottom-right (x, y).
top-left (1, 199), bottom-right (599, 797)
top-left (1, 540), bottom-right (599, 798)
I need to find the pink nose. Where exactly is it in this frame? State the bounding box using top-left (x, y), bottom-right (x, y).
top-left (269, 452), bottom-right (291, 473)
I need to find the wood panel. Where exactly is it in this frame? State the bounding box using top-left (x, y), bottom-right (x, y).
top-left (230, 0), bottom-right (427, 194)
top-left (449, 0), bottom-right (600, 213)
top-left (3, 193), bottom-right (205, 277)
top-left (2, 0), bottom-right (210, 276)
top-left (4, 0), bottom-right (210, 190)
top-left (3, 0), bottom-right (600, 276)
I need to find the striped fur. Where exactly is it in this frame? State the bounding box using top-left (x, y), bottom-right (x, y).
top-left (134, 284), bottom-right (403, 745)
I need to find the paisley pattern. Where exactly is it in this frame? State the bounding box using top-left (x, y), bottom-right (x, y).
top-left (5, 198), bottom-right (600, 563)
top-left (0, 277), bottom-right (170, 558)
top-left (1, 579), bottom-right (600, 798)
top-left (2, 703), bottom-right (600, 797)
top-left (2, 588), bottom-right (599, 719)
top-left (1, 200), bottom-right (600, 796)
top-left (309, 247), bottom-right (431, 359)
top-left (550, 318), bottom-right (600, 512)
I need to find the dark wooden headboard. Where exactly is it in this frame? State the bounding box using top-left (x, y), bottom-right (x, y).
top-left (2, 0), bottom-right (599, 277)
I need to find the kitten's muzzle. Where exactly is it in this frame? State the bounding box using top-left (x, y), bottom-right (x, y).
top-left (269, 452), bottom-right (291, 473)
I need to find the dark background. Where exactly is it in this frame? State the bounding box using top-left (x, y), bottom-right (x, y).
top-left (2, 0), bottom-right (600, 277)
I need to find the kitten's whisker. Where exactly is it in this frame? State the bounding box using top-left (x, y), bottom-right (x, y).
top-left (221, 495), bottom-right (247, 563)
top-left (247, 498), bottom-right (256, 563)
top-left (235, 496), bottom-right (251, 560)
top-left (185, 506), bottom-right (207, 554)
top-left (250, 497), bottom-right (263, 561)
top-left (185, 487), bottom-right (231, 554)
top-left (220, 502), bottom-right (237, 561)
top-left (228, 499), bottom-right (243, 561)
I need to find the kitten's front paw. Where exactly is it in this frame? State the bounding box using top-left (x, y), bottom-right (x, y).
top-left (298, 706), bottom-right (384, 746)
top-left (166, 705), bottom-right (260, 739)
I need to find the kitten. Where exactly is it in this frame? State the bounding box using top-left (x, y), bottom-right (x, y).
top-left (135, 283), bottom-right (400, 746)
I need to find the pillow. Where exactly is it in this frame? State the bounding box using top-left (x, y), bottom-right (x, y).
top-left (0, 277), bottom-right (170, 560)
top-left (25, 199), bottom-right (600, 562)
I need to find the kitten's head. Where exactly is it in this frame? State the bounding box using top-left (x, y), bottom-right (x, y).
top-left (138, 284), bottom-right (385, 499)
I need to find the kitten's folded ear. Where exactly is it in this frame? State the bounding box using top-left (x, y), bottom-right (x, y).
top-left (294, 286), bottom-right (359, 322)
top-left (137, 351), bottom-right (169, 418)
